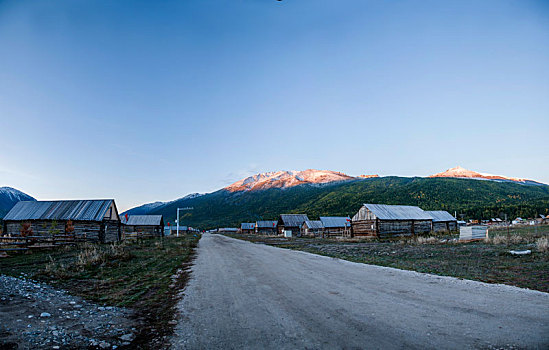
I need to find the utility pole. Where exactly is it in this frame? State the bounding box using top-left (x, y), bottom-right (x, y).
top-left (176, 207), bottom-right (193, 237)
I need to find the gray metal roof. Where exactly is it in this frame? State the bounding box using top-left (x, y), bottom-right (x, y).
top-left (256, 220), bottom-right (277, 228)
top-left (122, 215), bottom-right (163, 226)
top-left (426, 211), bottom-right (457, 222)
top-left (362, 204), bottom-right (432, 221)
top-left (3, 200), bottom-right (116, 222)
top-left (279, 214), bottom-right (309, 227)
top-left (303, 220), bottom-right (323, 230)
top-left (320, 216), bottom-right (351, 228)
top-left (241, 223), bottom-right (256, 230)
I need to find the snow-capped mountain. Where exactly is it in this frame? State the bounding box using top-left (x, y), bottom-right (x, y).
top-left (225, 169), bottom-right (357, 192)
top-left (0, 186), bottom-right (36, 217)
top-left (429, 166), bottom-right (544, 185)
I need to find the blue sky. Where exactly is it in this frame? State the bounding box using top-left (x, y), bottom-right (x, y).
top-left (0, 0), bottom-right (548, 211)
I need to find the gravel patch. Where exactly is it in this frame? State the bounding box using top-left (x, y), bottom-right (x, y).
top-left (0, 275), bottom-right (136, 349)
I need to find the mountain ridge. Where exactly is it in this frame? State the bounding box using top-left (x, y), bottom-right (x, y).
top-left (429, 166), bottom-right (543, 185)
top-left (128, 176), bottom-right (549, 229)
top-left (0, 187), bottom-right (36, 219)
top-left (225, 169), bottom-right (356, 192)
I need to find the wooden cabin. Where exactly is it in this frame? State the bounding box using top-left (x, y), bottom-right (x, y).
top-left (319, 216), bottom-right (351, 237)
top-left (240, 223), bottom-right (256, 235)
top-left (301, 220), bottom-right (323, 237)
top-left (278, 214), bottom-right (309, 237)
top-left (2, 200), bottom-right (121, 243)
top-left (351, 204), bottom-right (432, 238)
top-left (121, 215), bottom-right (164, 237)
top-left (255, 220), bottom-right (277, 235)
top-left (426, 211), bottom-right (457, 232)
top-left (218, 228), bottom-right (238, 234)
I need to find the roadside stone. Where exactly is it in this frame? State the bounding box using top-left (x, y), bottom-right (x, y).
top-left (120, 333), bottom-right (134, 341)
top-left (40, 312), bottom-right (52, 318)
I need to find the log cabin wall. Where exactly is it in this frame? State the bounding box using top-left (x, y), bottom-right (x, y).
top-left (432, 221), bottom-right (458, 232)
top-left (413, 220), bottom-right (432, 235)
top-left (123, 225), bottom-right (163, 237)
top-left (256, 227), bottom-right (277, 235)
top-left (351, 219), bottom-right (376, 236)
top-left (104, 221), bottom-right (120, 242)
top-left (378, 220), bottom-right (414, 237)
top-left (377, 220), bottom-right (432, 237)
top-left (4, 220), bottom-right (104, 241)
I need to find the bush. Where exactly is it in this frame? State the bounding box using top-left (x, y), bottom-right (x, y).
top-left (536, 237), bottom-right (548, 253)
top-left (74, 242), bottom-right (131, 269)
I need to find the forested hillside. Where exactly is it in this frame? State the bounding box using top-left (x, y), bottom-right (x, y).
top-left (140, 177), bottom-right (549, 229)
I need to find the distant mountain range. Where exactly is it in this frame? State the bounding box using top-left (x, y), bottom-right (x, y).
top-left (225, 167), bottom-right (544, 193)
top-left (2, 168), bottom-right (547, 228)
top-left (122, 168), bottom-right (549, 229)
top-left (225, 170), bottom-right (357, 192)
top-left (0, 187), bottom-right (35, 218)
top-left (429, 166), bottom-right (544, 186)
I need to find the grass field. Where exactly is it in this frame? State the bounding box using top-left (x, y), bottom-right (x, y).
top-left (227, 228), bottom-right (549, 293)
top-left (0, 234), bottom-right (201, 348)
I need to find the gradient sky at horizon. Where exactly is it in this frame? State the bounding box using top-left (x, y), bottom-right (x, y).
top-left (1, 0), bottom-right (548, 211)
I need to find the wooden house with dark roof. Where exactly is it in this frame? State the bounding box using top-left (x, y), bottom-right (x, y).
top-left (121, 214), bottom-right (164, 237)
top-left (2, 200), bottom-right (121, 243)
top-left (301, 220), bottom-right (323, 237)
top-left (255, 220), bottom-right (278, 235)
top-left (426, 211), bottom-right (458, 232)
top-left (319, 216), bottom-right (351, 237)
top-left (351, 204), bottom-right (432, 238)
top-left (278, 214), bottom-right (309, 236)
top-left (240, 223), bottom-right (256, 235)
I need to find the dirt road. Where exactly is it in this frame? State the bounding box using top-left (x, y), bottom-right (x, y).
top-left (171, 233), bottom-right (549, 349)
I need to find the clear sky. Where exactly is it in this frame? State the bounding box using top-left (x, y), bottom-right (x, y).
top-left (0, 0), bottom-right (548, 212)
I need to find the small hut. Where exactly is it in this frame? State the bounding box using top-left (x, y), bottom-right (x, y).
top-left (426, 211), bottom-right (457, 232)
top-left (240, 223), bottom-right (256, 235)
top-left (301, 220), bottom-right (323, 237)
top-left (351, 204), bottom-right (432, 238)
top-left (319, 217), bottom-right (351, 237)
top-left (278, 214), bottom-right (309, 237)
top-left (2, 200), bottom-right (121, 243)
top-left (218, 228), bottom-right (238, 234)
top-left (121, 215), bottom-right (164, 237)
top-left (255, 221), bottom-right (277, 235)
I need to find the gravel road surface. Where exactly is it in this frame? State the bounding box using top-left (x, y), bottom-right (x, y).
top-left (171, 233), bottom-right (549, 349)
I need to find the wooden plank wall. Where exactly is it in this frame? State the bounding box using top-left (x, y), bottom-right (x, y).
top-left (4, 220), bottom-right (121, 243)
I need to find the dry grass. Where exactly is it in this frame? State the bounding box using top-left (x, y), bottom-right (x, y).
top-left (334, 236), bottom-right (375, 243)
top-left (536, 237), bottom-right (548, 253)
top-left (75, 241), bottom-right (130, 269)
top-left (486, 234), bottom-right (533, 245)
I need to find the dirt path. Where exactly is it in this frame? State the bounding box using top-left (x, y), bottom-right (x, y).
top-left (0, 275), bottom-right (136, 349)
top-left (170, 233), bottom-right (549, 349)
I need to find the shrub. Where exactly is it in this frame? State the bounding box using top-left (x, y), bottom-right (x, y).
top-left (75, 241), bottom-right (131, 270)
top-left (489, 235), bottom-right (507, 244)
top-left (536, 237), bottom-right (548, 253)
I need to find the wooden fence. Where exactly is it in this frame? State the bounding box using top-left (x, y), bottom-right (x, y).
top-left (124, 231), bottom-right (160, 241)
top-left (0, 235), bottom-right (87, 254)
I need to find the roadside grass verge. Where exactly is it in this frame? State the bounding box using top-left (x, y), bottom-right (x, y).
top-left (226, 233), bottom-right (549, 293)
top-left (0, 235), bottom-right (201, 349)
